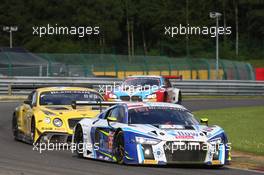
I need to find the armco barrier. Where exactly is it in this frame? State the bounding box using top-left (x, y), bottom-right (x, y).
top-left (0, 76), bottom-right (263, 96)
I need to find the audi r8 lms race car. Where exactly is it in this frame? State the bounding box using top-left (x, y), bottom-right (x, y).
top-left (73, 102), bottom-right (231, 166)
top-left (104, 75), bottom-right (182, 104)
top-left (12, 87), bottom-right (104, 144)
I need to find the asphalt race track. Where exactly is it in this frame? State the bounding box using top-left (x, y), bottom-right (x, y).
top-left (183, 98), bottom-right (264, 111)
top-left (0, 99), bottom-right (263, 175)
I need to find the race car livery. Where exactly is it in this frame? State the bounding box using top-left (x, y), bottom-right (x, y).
top-left (73, 102), bottom-right (231, 166)
top-left (104, 76), bottom-right (182, 104)
top-left (12, 87), bottom-right (104, 144)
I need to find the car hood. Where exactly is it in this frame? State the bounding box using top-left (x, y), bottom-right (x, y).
top-left (40, 105), bottom-right (100, 119)
top-left (122, 124), bottom-right (224, 142)
top-left (114, 87), bottom-right (160, 97)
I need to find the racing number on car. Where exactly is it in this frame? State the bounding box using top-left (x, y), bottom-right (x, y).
top-left (108, 131), bottom-right (114, 150)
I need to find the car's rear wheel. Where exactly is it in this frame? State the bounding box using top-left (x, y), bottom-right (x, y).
top-left (113, 131), bottom-right (125, 164)
top-left (74, 125), bottom-right (84, 157)
top-left (177, 91), bottom-right (182, 104)
top-left (12, 115), bottom-right (19, 140)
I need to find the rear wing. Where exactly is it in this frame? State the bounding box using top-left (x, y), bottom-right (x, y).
top-left (163, 75), bottom-right (182, 80)
top-left (71, 101), bottom-right (124, 112)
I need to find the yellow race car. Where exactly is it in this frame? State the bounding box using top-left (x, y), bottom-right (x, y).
top-left (12, 87), bottom-right (104, 144)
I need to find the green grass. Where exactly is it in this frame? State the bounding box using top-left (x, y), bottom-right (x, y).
top-left (248, 59), bottom-right (264, 68)
top-left (194, 106), bottom-right (264, 155)
top-left (183, 95), bottom-right (264, 100)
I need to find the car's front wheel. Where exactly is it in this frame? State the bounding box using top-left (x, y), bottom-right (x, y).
top-left (74, 125), bottom-right (84, 157)
top-left (30, 117), bottom-right (36, 144)
top-left (113, 131), bottom-right (125, 164)
top-left (12, 114), bottom-right (19, 140)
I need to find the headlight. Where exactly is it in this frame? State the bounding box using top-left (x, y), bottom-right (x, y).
top-left (146, 93), bottom-right (157, 99)
top-left (135, 137), bottom-right (161, 145)
top-left (42, 110), bottom-right (56, 116)
top-left (44, 117), bottom-right (51, 124)
top-left (109, 93), bottom-right (117, 99)
top-left (53, 118), bottom-right (63, 127)
top-left (209, 137), bottom-right (223, 160)
top-left (209, 137), bottom-right (222, 145)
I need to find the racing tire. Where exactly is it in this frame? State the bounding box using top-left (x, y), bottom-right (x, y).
top-left (74, 125), bottom-right (84, 158)
top-left (113, 131), bottom-right (125, 164)
top-left (208, 165), bottom-right (224, 169)
top-left (29, 117), bottom-right (36, 144)
top-left (177, 91), bottom-right (182, 104)
top-left (12, 115), bottom-right (19, 141)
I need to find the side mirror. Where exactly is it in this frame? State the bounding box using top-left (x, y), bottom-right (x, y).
top-left (24, 100), bottom-right (32, 105)
top-left (200, 118), bottom-right (209, 126)
top-left (107, 116), bottom-right (117, 127)
top-left (107, 116), bottom-right (117, 122)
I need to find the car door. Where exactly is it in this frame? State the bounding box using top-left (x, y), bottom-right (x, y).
top-left (93, 106), bottom-right (125, 156)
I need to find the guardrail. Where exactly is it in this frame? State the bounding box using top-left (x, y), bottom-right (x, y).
top-left (0, 76), bottom-right (263, 96)
top-left (0, 77), bottom-right (121, 96)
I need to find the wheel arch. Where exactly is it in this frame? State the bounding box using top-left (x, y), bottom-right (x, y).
top-left (114, 128), bottom-right (123, 137)
top-left (73, 123), bottom-right (84, 142)
top-left (113, 128), bottom-right (124, 144)
top-left (31, 115), bottom-right (38, 143)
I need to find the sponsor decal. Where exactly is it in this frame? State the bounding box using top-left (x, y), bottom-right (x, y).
top-left (41, 127), bottom-right (54, 130)
top-left (212, 160), bottom-right (221, 165)
top-left (54, 128), bottom-right (66, 131)
top-left (144, 160), bottom-right (158, 164)
top-left (153, 148), bottom-right (164, 158)
top-left (176, 131), bottom-right (198, 137)
top-left (175, 135), bottom-right (194, 139)
top-left (203, 127), bottom-right (214, 132)
top-left (159, 125), bottom-right (185, 129)
top-left (108, 131), bottom-right (114, 150)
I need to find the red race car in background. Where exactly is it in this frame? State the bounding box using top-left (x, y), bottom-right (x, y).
top-left (104, 75), bottom-right (182, 104)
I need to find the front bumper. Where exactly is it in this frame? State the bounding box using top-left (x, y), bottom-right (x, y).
top-left (37, 132), bottom-right (72, 143)
top-left (128, 141), bottom-right (228, 165)
top-left (35, 118), bottom-right (83, 143)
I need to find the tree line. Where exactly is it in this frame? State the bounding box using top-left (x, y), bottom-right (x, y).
top-left (0, 0), bottom-right (263, 60)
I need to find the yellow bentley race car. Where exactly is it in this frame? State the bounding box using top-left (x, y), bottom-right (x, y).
top-left (12, 87), bottom-right (104, 144)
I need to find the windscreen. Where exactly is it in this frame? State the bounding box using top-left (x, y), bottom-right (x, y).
top-left (128, 107), bottom-right (199, 126)
top-left (39, 90), bottom-right (103, 105)
top-left (123, 78), bottom-right (160, 87)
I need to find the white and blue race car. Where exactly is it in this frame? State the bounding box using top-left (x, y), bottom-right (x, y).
top-left (72, 101), bottom-right (231, 166)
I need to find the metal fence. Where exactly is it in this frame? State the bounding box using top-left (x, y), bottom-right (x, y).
top-left (0, 77), bottom-right (263, 96)
top-left (0, 52), bottom-right (255, 80)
